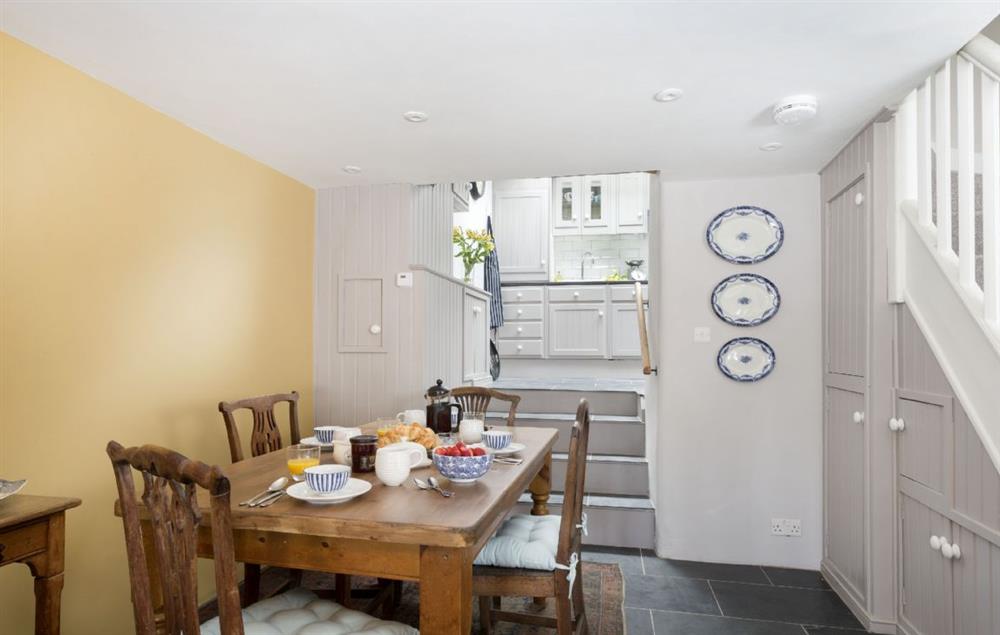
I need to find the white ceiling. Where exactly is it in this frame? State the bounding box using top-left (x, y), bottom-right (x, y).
top-left (3, 2), bottom-right (997, 188)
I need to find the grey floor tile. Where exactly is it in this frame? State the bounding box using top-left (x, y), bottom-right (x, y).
top-left (624, 573), bottom-right (720, 614)
top-left (625, 608), bottom-right (655, 635)
top-left (582, 546), bottom-right (643, 575)
top-left (652, 610), bottom-right (806, 634)
top-left (762, 567), bottom-right (830, 589)
top-left (803, 628), bottom-right (866, 634)
top-left (711, 581), bottom-right (863, 630)
top-left (641, 554), bottom-right (771, 584)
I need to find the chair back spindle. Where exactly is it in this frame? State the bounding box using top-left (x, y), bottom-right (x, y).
top-left (107, 441), bottom-right (243, 635)
top-left (218, 391), bottom-right (300, 463)
top-left (451, 387), bottom-right (521, 427)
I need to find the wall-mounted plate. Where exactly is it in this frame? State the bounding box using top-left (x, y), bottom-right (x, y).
top-left (706, 206), bottom-right (784, 264)
top-left (717, 337), bottom-right (775, 382)
top-left (711, 274), bottom-right (780, 326)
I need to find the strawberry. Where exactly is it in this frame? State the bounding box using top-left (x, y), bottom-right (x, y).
top-left (460, 447), bottom-right (474, 457)
top-left (471, 447), bottom-right (486, 456)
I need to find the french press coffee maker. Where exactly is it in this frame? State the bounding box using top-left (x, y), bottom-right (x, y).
top-left (425, 379), bottom-right (463, 435)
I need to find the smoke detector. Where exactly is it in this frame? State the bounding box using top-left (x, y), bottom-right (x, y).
top-left (773, 95), bottom-right (818, 125)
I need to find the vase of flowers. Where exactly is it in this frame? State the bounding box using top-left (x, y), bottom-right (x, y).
top-left (452, 226), bottom-right (494, 283)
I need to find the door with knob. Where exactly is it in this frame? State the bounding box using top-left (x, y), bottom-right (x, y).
top-left (547, 303), bottom-right (608, 357)
top-left (895, 395), bottom-right (950, 505)
top-left (899, 495), bottom-right (954, 635)
top-left (492, 181), bottom-right (550, 278)
top-left (463, 291), bottom-right (490, 382)
top-left (824, 383), bottom-right (867, 603)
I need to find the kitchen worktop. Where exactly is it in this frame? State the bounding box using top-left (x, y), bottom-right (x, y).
top-left (501, 279), bottom-right (648, 287)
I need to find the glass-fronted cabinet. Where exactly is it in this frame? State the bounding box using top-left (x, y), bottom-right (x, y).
top-left (583, 174), bottom-right (613, 232)
top-left (553, 176), bottom-right (580, 231)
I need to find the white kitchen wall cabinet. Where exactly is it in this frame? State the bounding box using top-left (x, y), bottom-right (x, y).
top-left (463, 289), bottom-right (490, 383)
top-left (616, 172), bottom-right (650, 234)
top-left (493, 179), bottom-right (550, 281)
top-left (582, 174), bottom-right (614, 233)
top-left (547, 302), bottom-right (607, 357)
top-left (552, 176), bottom-right (581, 234)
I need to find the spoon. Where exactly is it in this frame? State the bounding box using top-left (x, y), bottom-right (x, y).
top-left (240, 477), bottom-right (288, 506)
top-left (414, 477), bottom-right (452, 498)
top-left (427, 476), bottom-right (455, 498)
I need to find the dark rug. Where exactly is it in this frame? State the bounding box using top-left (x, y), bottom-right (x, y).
top-left (202, 562), bottom-right (625, 633)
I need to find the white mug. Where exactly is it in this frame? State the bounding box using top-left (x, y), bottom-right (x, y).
top-left (331, 440), bottom-right (352, 466)
top-left (375, 445), bottom-right (424, 487)
top-left (396, 409), bottom-right (426, 426)
top-left (334, 427), bottom-right (363, 441)
top-left (459, 418), bottom-right (485, 444)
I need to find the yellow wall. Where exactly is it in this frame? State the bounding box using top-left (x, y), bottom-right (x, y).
top-left (0, 33), bottom-right (315, 633)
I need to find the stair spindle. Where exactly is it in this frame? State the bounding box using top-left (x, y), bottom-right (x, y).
top-left (983, 69), bottom-right (1000, 325)
top-left (934, 59), bottom-right (953, 256)
top-left (955, 56), bottom-right (976, 288)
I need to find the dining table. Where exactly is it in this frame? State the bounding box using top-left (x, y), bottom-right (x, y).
top-left (119, 425), bottom-right (557, 635)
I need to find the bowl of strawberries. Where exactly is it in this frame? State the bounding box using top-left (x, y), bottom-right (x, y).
top-left (432, 442), bottom-right (492, 483)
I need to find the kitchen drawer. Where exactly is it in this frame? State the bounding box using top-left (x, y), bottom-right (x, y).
top-left (504, 303), bottom-right (544, 321)
top-left (498, 322), bottom-right (544, 340)
top-left (611, 285), bottom-right (648, 302)
top-left (0, 519), bottom-right (47, 565)
top-left (498, 340), bottom-right (544, 358)
top-left (547, 286), bottom-right (606, 303)
top-left (501, 287), bottom-right (544, 304)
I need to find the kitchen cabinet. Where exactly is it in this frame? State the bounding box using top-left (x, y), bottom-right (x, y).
top-left (552, 176), bottom-right (581, 233)
top-left (547, 302), bottom-right (607, 357)
top-left (616, 172), bottom-right (650, 234)
top-left (498, 285), bottom-right (545, 359)
top-left (551, 173), bottom-right (649, 236)
top-left (582, 174), bottom-right (614, 233)
top-left (610, 303), bottom-right (647, 358)
top-left (898, 495), bottom-right (954, 635)
top-left (493, 179), bottom-right (550, 281)
top-left (463, 289), bottom-right (490, 383)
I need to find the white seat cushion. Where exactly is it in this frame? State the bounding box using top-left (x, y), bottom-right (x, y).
top-left (473, 514), bottom-right (561, 571)
top-left (200, 588), bottom-right (418, 635)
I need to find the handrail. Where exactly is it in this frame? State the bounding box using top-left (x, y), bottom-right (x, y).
top-left (960, 34), bottom-right (1000, 81)
top-left (634, 281), bottom-right (655, 375)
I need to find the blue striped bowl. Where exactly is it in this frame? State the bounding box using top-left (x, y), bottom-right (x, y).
top-left (482, 430), bottom-right (513, 450)
top-left (304, 464), bottom-right (351, 494)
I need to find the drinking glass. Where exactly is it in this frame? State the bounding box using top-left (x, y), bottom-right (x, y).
top-left (286, 444), bottom-right (321, 481)
top-left (460, 411), bottom-right (486, 444)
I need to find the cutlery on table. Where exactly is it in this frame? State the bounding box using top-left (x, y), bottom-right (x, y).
top-left (493, 457), bottom-right (523, 465)
top-left (255, 490), bottom-right (287, 507)
top-left (240, 477), bottom-right (289, 506)
top-left (427, 476), bottom-right (455, 498)
top-left (413, 477), bottom-right (453, 498)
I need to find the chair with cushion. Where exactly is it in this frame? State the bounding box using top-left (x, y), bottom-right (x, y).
top-left (107, 440), bottom-right (417, 635)
top-left (472, 399), bottom-right (591, 634)
top-left (451, 386), bottom-right (521, 427)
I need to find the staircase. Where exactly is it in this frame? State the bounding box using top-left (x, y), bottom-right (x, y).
top-left (487, 379), bottom-right (655, 549)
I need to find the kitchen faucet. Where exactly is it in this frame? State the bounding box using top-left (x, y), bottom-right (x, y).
top-left (581, 251), bottom-right (593, 279)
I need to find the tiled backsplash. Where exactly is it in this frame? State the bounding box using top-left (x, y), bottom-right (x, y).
top-left (553, 234), bottom-right (649, 281)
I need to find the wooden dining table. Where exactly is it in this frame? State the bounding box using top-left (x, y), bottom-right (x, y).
top-left (125, 425), bottom-right (557, 635)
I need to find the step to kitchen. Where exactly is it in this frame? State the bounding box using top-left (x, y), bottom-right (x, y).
top-left (551, 452), bottom-right (649, 496)
top-left (486, 412), bottom-right (645, 456)
top-left (513, 492), bottom-right (655, 549)
top-left (490, 378), bottom-right (643, 417)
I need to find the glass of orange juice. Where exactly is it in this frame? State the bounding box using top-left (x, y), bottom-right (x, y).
top-left (286, 444), bottom-right (321, 481)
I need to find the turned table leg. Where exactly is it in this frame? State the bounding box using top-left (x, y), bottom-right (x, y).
top-left (23, 513), bottom-right (67, 635)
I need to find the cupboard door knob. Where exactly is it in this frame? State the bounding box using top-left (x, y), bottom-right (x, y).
top-left (516, 293), bottom-right (523, 299)
top-left (573, 292), bottom-right (580, 298)
top-left (541, 259), bottom-right (546, 266)
top-left (369, 324), bottom-right (382, 335)
top-left (473, 306), bottom-right (482, 314)
top-left (598, 311), bottom-right (605, 318)
top-left (941, 542), bottom-right (955, 559)
top-left (852, 411), bottom-right (865, 424)
top-left (517, 309), bottom-right (523, 316)
top-left (889, 417), bottom-right (906, 432)
top-left (516, 327), bottom-right (523, 334)
top-left (951, 543), bottom-right (962, 560)
top-left (516, 345), bottom-right (523, 352)
top-left (930, 535), bottom-right (942, 551)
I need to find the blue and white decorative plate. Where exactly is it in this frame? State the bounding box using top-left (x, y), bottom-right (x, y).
top-left (706, 206), bottom-right (784, 264)
top-left (717, 338), bottom-right (776, 382)
top-left (711, 274), bottom-right (780, 326)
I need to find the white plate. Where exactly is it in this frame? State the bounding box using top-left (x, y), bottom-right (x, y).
top-left (300, 436), bottom-right (335, 448)
top-left (711, 274), bottom-right (780, 326)
top-left (717, 337), bottom-right (776, 382)
top-left (707, 206), bottom-right (784, 264)
top-left (487, 442), bottom-right (526, 456)
top-left (0, 479), bottom-right (27, 502)
top-left (286, 479), bottom-right (372, 505)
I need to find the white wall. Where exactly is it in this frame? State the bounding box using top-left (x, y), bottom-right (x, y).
top-left (654, 173), bottom-right (822, 569)
top-left (452, 181), bottom-right (491, 287)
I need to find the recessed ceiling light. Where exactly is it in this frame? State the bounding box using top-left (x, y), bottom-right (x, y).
top-left (653, 88), bottom-right (684, 103)
top-left (403, 111), bottom-right (429, 123)
top-left (759, 142), bottom-right (783, 152)
top-left (342, 165), bottom-right (362, 174)
top-left (773, 95), bottom-right (818, 125)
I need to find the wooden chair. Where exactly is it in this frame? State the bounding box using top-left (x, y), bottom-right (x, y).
top-left (451, 386), bottom-right (521, 427)
top-left (474, 399), bottom-right (591, 634)
top-left (218, 391), bottom-right (301, 464)
top-left (107, 441), bottom-right (415, 635)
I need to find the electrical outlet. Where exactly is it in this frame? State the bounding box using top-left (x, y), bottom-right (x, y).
top-left (771, 518), bottom-right (802, 537)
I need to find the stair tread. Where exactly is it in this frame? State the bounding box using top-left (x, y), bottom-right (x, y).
top-left (551, 452), bottom-right (647, 464)
top-left (491, 378), bottom-right (645, 394)
top-left (486, 412), bottom-right (643, 424)
top-left (516, 492), bottom-right (654, 511)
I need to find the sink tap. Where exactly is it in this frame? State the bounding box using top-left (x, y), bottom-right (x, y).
top-left (581, 251), bottom-right (593, 279)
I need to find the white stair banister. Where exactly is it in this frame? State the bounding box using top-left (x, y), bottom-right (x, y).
top-left (955, 55), bottom-right (976, 289)
top-left (917, 79), bottom-right (933, 227)
top-left (984, 68), bottom-right (1000, 325)
top-left (934, 59), bottom-right (952, 257)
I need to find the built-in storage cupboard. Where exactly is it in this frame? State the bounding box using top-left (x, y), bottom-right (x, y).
top-left (498, 284), bottom-right (647, 360)
top-left (822, 117), bottom-right (1000, 634)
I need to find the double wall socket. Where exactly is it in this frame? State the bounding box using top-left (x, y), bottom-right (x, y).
top-left (771, 518), bottom-right (802, 537)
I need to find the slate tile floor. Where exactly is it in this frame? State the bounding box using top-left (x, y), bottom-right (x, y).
top-left (582, 547), bottom-right (865, 634)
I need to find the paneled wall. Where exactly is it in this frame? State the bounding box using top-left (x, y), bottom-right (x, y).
top-left (412, 183), bottom-right (455, 275)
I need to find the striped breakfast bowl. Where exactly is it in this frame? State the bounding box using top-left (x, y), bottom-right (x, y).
top-left (304, 464), bottom-right (351, 494)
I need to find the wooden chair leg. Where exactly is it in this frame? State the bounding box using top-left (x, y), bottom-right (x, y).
top-left (479, 596), bottom-right (494, 635)
top-left (571, 560), bottom-right (586, 633)
top-left (243, 564), bottom-right (261, 606)
top-left (555, 595), bottom-right (574, 635)
top-left (334, 574), bottom-right (351, 607)
top-left (392, 580), bottom-right (403, 609)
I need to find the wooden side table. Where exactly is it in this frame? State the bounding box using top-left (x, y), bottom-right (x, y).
top-left (0, 495), bottom-right (81, 635)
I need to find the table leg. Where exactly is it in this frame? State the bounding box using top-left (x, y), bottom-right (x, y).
top-left (23, 513), bottom-right (67, 635)
top-left (529, 450), bottom-right (552, 516)
top-left (419, 546), bottom-right (472, 634)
